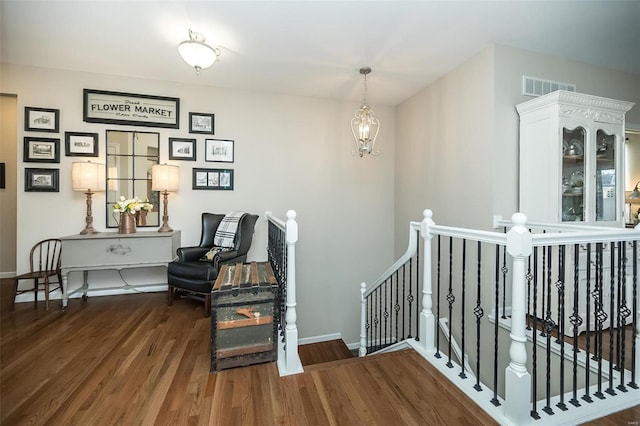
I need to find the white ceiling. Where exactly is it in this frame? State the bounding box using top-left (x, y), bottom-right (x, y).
top-left (1, 1), bottom-right (639, 106)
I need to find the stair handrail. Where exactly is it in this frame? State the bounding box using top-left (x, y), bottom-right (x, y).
top-left (266, 210), bottom-right (303, 376)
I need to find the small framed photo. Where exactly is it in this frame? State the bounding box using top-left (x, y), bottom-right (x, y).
top-left (24, 137), bottom-right (60, 163)
top-left (189, 112), bottom-right (215, 134)
top-left (25, 168), bottom-right (59, 192)
top-left (25, 107), bottom-right (60, 133)
top-left (65, 132), bottom-right (98, 157)
top-left (192, 168), bottom-right (234, 190)
top-left (169, 137), bottom-right (196, 161)
top-left (205, 139), bottom-right (234, 163)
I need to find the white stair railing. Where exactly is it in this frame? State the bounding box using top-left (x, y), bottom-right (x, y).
top-left (266, 210), bottom-right (303, 376)
top-left (380, 209), bottom-right (639, 425)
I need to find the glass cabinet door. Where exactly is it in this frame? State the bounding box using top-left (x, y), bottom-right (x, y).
top-left (594, 128), bottom-right (616, 222)
top-left (561, 127), bottom-right (586, 222)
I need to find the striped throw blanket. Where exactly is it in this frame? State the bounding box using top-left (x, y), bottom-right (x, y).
top-left (213, 211), bottom-right (245, 248)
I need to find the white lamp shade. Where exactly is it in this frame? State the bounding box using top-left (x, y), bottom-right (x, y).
top-left (178, 41), bottom-right (217, 70)
top-left (152, 164), bottom-right (179, 192)
top-left (72, 161), bottom-right (105, 191)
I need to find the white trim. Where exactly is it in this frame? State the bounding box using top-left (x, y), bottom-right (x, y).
top-left (298, 332), bottom-right (342, 345)
top-left (0, 271), bottom-right (16, 279)
top-left (13, 284), bottom-right (168, 303)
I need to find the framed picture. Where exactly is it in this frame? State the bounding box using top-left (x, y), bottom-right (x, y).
top-left (25, 168), bottom-right (59, 192)
top-left (24, 137), bottom-right (60, 163)
top-left (189, 112), bottom-right (215, 134)
top-left (65, 132), bottom-right (98, 157)
top-left (168, 137), bottom-right (196, 161)
top-left (205, 139), bottom-right (234, 163)
top-left (83, 89), bottom-right (180, 128)
top-left (24, 107), bottom-right (60, 133)
top-left (192, 168), bottom-right (234, 190)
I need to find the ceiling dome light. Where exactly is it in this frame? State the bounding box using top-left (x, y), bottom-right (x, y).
top-left (178, 29), bottom-right (220, 75)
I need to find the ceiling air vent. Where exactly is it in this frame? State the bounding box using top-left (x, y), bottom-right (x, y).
top-left (522, 76), bottom-right (576, 97)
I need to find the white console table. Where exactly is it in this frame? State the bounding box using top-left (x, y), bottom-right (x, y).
top-left (60, 231), bottom-right (181, 309)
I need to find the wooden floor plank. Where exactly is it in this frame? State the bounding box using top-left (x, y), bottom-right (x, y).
top-left (1, 281), bottom-right (637, 425)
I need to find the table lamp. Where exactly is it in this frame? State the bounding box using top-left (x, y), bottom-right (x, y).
top-left (152, 164), bottom-right (179, 232)
top-left (72, 161), bottom-right (105, 235)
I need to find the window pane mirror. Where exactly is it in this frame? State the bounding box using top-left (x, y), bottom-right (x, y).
top-left (106, 130), bottom-right (160, 228)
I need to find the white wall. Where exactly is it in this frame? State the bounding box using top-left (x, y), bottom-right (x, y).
top-left (394, 47), bottom-right (495, 255)
top-left (1, 63), bottom-right (395, 343)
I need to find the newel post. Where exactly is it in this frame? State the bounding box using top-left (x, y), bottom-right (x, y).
top-left (419, 209), bottom-right (436, 353)
top-left (359, 282), bottom-right (367, 357)
top-left (279, 210), bottom-right (303, 375)
top-left (504, 212), bottom-right (533, 424)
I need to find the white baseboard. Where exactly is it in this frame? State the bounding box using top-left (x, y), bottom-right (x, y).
top-left (298, 333), bottom-right (342, 345)
top-left (13, 284), bottom-right (168, 303)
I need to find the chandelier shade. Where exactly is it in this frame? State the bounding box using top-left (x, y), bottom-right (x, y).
top-left (178, 29), bottom-right (220, 75)
top-left (351, 67), bottom-right (380, 157)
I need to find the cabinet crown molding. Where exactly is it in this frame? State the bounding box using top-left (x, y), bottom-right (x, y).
top-left (516, 90), bottom-right (635, 116)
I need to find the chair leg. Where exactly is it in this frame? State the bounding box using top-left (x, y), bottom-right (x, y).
top-left (33, 279), bottom-right (38, 309)
top-left (204, 293), bottom-right (211, 318)
top-left (11, 279), bottom-right (18, 311)
top-left (167, 285), bottom-right (174, 306)
top-left (44, 277), bottom-right (50, 310)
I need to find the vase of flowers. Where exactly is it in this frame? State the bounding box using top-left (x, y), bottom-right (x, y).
top-left (113, 196), bottom-right (152, 234)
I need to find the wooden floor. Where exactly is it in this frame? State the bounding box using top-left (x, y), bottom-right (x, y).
top-left (0, 281), bottom-right (638, 425)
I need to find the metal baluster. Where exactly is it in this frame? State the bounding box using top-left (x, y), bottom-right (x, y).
top-left (401, 263), bottom-right (407, 342)
top-left (474, 241), bottom-right (484, 392)
top-left (435, 235), bottom-right (442, 358)
top-left (594, 242), bottom-right (606, 400)
top-left (367, 294), bottom-right (372, 353)
top-left (527, 254), bottom-right (532, 331)
top-left (531, 246), bottom-right (540, 419)
top-left (543, 245), bottom-right (556, 415)
top-left (408, 257), bottom-right (414, 339)
top-left (541, 242), bottom-right (547, 337)
top-left (416, 230), bottom-right (421, 341)
top-left (557, 245), bottom-right (567, 411)
top-left (606, 242), bottom-right (617, 396)
top-left (501, 236), bottom-right (508, 319)
top-left (395, 268), bottom-right (400, 344)
top-left (460, 239), bottom-right (467, 379)
top-left (383, 278), bottom-right (388, 350)
top-left (583, 243), bottom-right (593, 403)
top-left (569, 244), bottom-right (582, 407)
top-left (491, 243), bottom-right (500, 407)
top-left (446, 237), bottom-right (454, 368)
top-left (618, 241), bottom-right (630, 393)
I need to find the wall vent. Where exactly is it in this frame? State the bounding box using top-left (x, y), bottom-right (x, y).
top-left (522, 76), bottom-right (576, 97)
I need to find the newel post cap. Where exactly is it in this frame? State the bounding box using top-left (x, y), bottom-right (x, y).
top-left (506, 212), bottom-right (532, 257)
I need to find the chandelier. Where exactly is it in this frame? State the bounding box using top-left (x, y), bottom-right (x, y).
top-left (178, 29), bottom-right (220, 75)
top-left (351, 67), bottom-right (380, 157)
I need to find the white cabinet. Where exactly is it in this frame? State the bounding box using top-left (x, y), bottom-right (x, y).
top-left (517, 91), bottom-right (634, 227)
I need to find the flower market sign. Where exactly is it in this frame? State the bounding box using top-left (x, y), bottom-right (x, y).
top-left (83, 89), bottom-right (180, 128)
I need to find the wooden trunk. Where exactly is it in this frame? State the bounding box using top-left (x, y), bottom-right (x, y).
top-left (211, 262), bottom-right (279, 372)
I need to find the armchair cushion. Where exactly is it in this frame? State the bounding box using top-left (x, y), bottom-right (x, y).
top-left (200, 246), bottom-right (231, 261)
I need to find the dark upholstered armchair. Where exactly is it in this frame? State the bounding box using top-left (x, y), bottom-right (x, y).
top-left (167, 212), bottom-right (258, 316)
